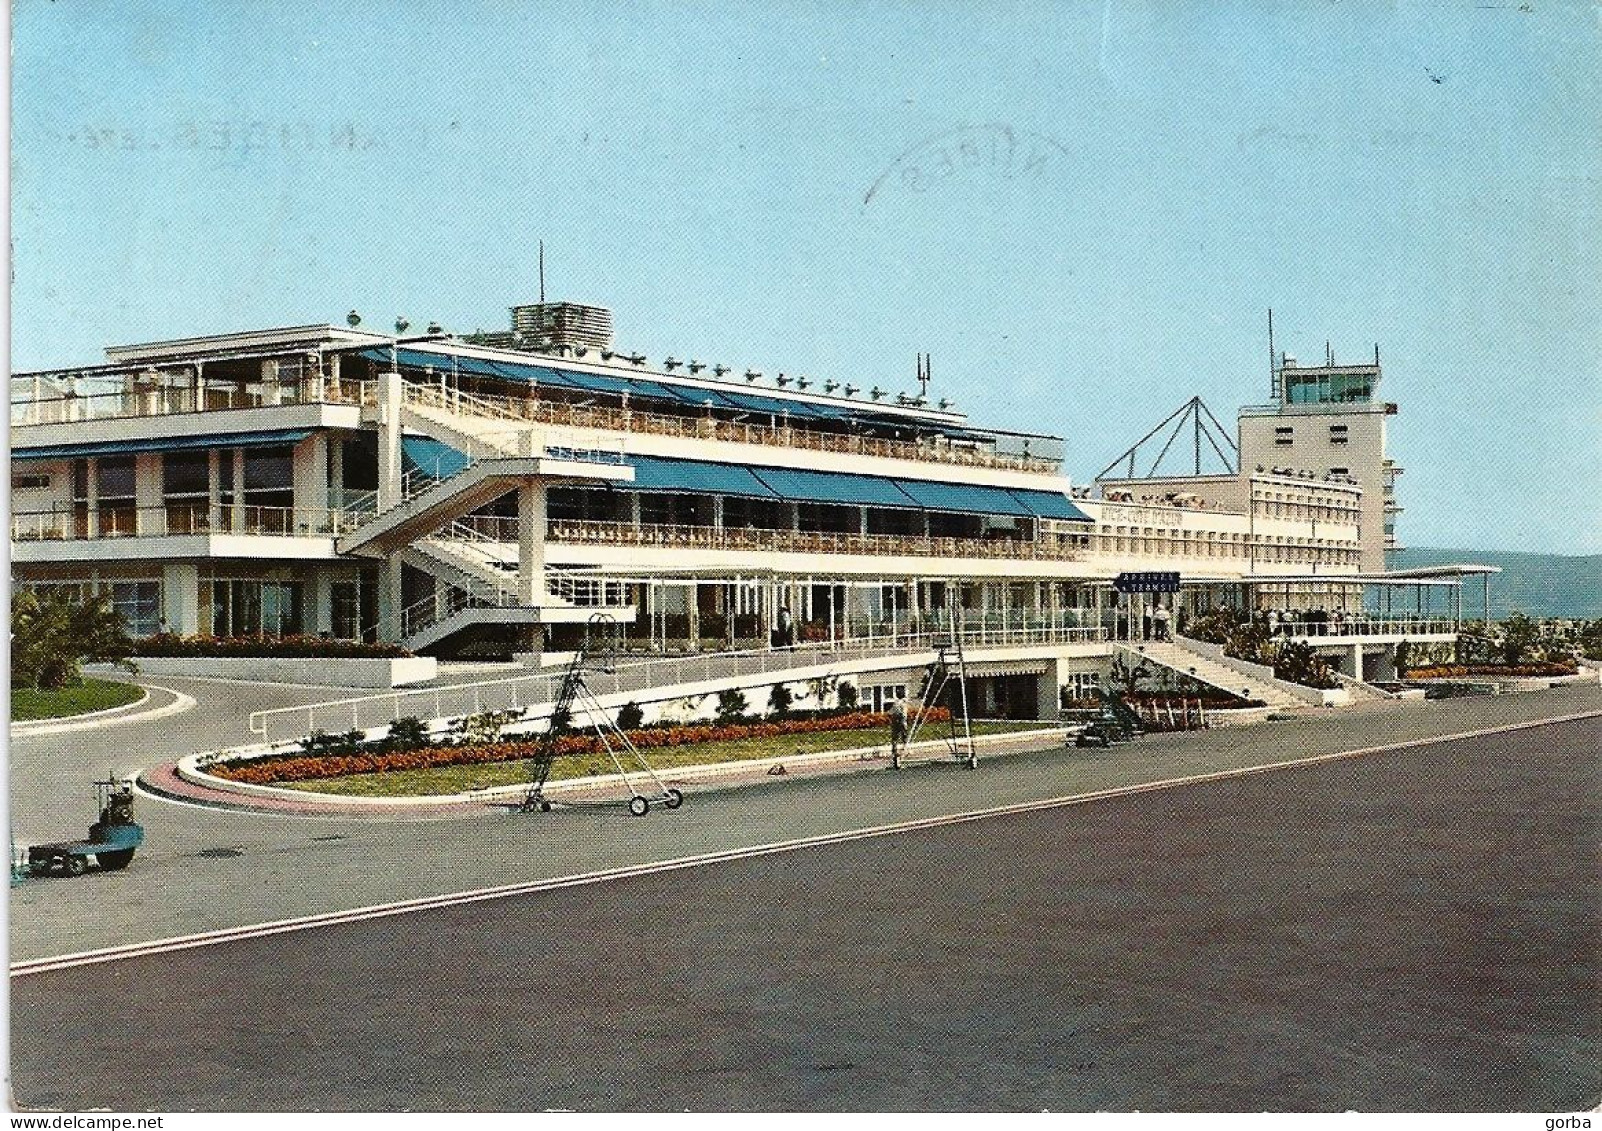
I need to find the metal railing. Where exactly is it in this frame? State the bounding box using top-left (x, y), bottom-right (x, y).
top-left (11, 377), bottom-right (372, 427)
top-left (401, 379), bottom-right (1062, 474)
top-left (546, 520), bottom-right (1086, 562)
top-left (11, 503), bottom-right (361, 542)
top-left (243, 622), bottom-right (1108, 746)
top-left (1277, 617), bottom-right (1456, 639)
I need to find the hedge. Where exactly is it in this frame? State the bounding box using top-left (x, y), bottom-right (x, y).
top-left (134, 634), bottom-right (413, 659)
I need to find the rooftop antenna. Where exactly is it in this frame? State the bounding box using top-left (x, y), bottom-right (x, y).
top-left (1267, 308), bottom-right (1279, 400)
top-left (538, 240), bottom-right (546, 304)
top-left (916, 352), bottom-right (931, 400)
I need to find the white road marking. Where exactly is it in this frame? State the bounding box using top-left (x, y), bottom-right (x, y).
top-left (12, 708), bottom-right (1599, 978)
top-left (10, 686), bottom-right (197, 737)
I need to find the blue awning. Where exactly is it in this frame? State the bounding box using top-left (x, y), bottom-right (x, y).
top-left (401, 436), bottom-right (471, 480)
top-left (624, 455), bottom-right (779, 500)
top-left (892, 478), bottom-right (1035, 518)
top-left (752, 466), bottom-right (917, 509)
top-left (1007, 488), bottom-right (1092, 522)
top-left (13, 429), bottom-right (312, 462)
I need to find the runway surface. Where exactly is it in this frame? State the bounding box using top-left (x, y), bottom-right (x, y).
top-left (13, 711), bottom-right (1599, 1111)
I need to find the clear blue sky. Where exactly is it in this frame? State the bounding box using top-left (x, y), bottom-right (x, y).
top-left (10, 2), bottom-right (1600, 553)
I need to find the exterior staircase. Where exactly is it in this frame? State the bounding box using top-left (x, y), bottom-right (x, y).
top-left (1117, 639), bottom-right (1306, 709)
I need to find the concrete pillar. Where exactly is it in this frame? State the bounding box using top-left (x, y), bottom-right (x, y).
top-left (629, 493), bottom-right (642, 530)
top-left (686, 582), bottom-right (701, 648)
top-left (134, 452), bottom-right (163, 535)
top-left (859, 507), bottom-right (869, 535)
top-left (711, 496), bottom-right (725, 532)
top-left (328, 437), bottom-right (345, 510)
top-left (310, 571), bottom-right (335, 636)
top-left (207, 450), bottom-right (223, 532)
top-left (1036, 657), bottom-right (1068, 722)
top-left (230, 449), bottom-right (246, 533)
top-left (293, 433), bottom-right (330, 531)
top-left (162, 563), bottom-right (201, 635)
top-left (81, 457), bottom-right (99, 538)
top-left (376, 366), bottom-right (403, 511)
top-left (377, 556), bottom-right (405, 643)
top-left (261, 359), bottom-right (282, 405)
top-left (517, 479), bottom-right (546, 604)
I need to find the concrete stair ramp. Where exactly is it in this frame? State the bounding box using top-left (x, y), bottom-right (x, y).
top-left (1117, 640), bottom-right (1304, 709)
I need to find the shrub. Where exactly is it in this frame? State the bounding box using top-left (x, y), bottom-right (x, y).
top-left (1271, 641), bottom-right (1339, 690)
top-left (616, 702), bottom-right (645, 731)
top-left (11, 589), bottom-right (135, 690)
top-left (716, 687), bottom-right (750, 721)
top-left (836, 682), bottom-right (859, 711)
top-left (386, 716), bottom-right (431, 751)
top-left (767, 683), bottom-right (794, 717)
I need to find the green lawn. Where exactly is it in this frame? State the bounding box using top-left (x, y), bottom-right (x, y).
top-left (11, 678), bottom-right (144, 722)
top-left (281, 719), bottom-right (1052, 798)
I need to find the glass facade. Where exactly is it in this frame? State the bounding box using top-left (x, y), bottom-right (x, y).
top-left (110, 580), bottom-right (162, 636)
top-left (1285, 370), bottom-right (1375, 405)
top-left (205, 579), bottom-right (304, 637)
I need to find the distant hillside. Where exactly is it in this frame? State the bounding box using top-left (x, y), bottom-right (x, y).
top-left (1389, 548), bottom-right (1602, 620)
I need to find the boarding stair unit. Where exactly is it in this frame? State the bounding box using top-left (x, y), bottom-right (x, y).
top-left (1114, 638), bottom-right (1306, 710)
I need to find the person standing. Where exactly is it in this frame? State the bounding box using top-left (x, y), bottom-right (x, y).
top-left (1154, 604), bottom-right (1171, 641)
top-left (888, 699), bottom-right (909, 767)
top-left (1267, 608), bottom-right (1279, 638)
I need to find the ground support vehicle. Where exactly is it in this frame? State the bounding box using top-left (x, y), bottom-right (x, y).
top-left (24, 777), bottom-right (145, 877)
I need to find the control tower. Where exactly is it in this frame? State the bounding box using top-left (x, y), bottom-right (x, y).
top-left (1238, 342), bottom-right (1402, 572)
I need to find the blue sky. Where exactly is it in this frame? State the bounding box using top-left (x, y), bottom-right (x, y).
top-left (11, 2), bottom-right (1600, 553)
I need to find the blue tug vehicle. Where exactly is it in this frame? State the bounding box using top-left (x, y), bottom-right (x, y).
top-left (24, 776), bottom-right (144, 877)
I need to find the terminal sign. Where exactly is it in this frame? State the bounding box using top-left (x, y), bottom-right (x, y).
top-left (1113, 571), bottom-right (1180, 594)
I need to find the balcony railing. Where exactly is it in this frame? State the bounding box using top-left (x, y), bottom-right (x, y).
top-left (1278, 617), bottom-right (1455, 639)
top-left (10, 503), bottom-right (360, 542)
top-left (10, 377), bottom-right (373, 427)
top-left (547, 519), bottom-right (1085, 562)
top-left (405, 381), bottom-right (1063, 474)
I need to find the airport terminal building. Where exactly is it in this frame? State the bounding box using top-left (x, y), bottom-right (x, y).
top-left (10, 300), bottom-right (1469, 699)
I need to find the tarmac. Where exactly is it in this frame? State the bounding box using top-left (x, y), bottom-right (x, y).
top-left (11, 705), bottom-right (1599, 1111)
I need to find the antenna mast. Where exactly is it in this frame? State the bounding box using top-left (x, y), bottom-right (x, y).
top-left (1268, 308), bottom-right (1279, 400)
top-left (538, 240), bottom-right (546, 304)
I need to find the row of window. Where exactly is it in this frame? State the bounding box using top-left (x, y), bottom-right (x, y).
top-left (1273, 424), bottom-right (1355, 446)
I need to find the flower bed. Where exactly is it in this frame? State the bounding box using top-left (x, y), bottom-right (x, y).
top-left (212, 708), bottom-right (952, 785)
top-left (134, 633), bottom-right (413, 659)
top-left (1404, 662), bottom-right (1577, 679)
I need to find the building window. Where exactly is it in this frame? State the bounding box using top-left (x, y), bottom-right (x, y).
top-left (98, 456), bottom-right (138, 536)
top-left (1329, 467), bottom-right (1349, 478)
top-left (864, 684), bottom-right (909, 713)
top-left (206, 579), bottom-right (304, 637)
top-left (1274, 427), bottom-right (1293, 446)
top-left (164, 450), bottom-right (211, 533)
top-left (12, 472), bottom-right (50, 490)
top-left (110, 581), bottom-right (162, 637)
top-left (1329, 425), bottom-right (1349, 445)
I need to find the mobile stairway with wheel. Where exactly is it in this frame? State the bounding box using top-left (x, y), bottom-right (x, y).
top-left (895, 609), bottom-right (977, 770)
top-left (520, 614), bottom-right (684, 817)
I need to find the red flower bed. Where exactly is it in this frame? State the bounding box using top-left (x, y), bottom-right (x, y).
top-left (212, 708), bottom-right (952, 785)
top-left (1405, 663), bottom-right (1577, 679)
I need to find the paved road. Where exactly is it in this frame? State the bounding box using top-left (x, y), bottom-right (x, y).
top-left (12, 713), bottom-right (1598, 1111)
top-left (9, 682), bottom-right (1600, 962)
